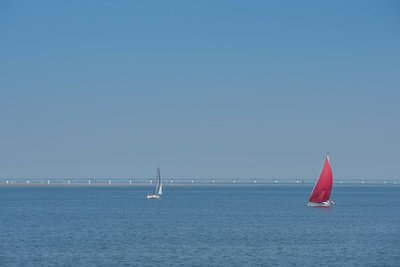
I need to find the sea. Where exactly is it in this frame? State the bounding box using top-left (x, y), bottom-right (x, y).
top-left (0, 185), bottom-right (399, 266)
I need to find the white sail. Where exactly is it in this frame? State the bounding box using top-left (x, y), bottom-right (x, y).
top-left (155, 167), bottom-right (162, 195)
top-left (157, 181), bottom-right (162, 195)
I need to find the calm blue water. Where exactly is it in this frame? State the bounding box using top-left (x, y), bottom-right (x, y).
top-left (0, 186), bottom-right (399, 266)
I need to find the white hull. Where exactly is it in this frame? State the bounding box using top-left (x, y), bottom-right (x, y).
top-left (307, 200), bottom-right (334, 207)
top-left (147, 194), bottom-right (161, 199)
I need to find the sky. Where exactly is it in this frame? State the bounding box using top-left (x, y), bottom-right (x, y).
top-left (0, 0), bottom-right (399, 180)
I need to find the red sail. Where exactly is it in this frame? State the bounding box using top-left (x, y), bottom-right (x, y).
top-left (309, 156), bottom-right (333, 203)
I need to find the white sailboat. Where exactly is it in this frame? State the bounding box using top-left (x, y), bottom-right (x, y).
top-left (147, 167), bottom-right (162, 199)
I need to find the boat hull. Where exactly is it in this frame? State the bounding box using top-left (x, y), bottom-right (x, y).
top-left (307, 200), bottom-right (334, 207)
top-left (147, 194), bottom-right (161, 199)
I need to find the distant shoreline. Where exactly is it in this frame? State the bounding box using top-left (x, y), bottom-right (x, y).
top-left (0, 183), bottom-right (398, 187)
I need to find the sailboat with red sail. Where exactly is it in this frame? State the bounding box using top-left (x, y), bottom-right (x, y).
top-left (307, 155), bottom-right (334, 207)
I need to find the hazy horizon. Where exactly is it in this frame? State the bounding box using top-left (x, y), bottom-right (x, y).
top-left (1, 1), bottom-right (399, 180)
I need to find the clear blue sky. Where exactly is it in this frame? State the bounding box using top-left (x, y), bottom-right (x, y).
top-left (1, 1), bottom-right (399, 180)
